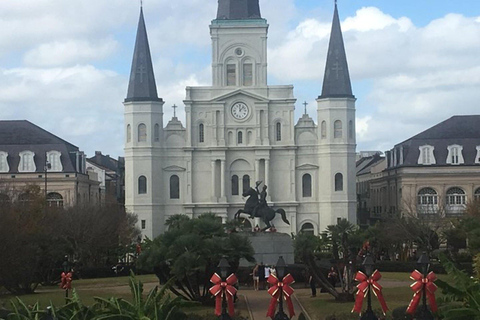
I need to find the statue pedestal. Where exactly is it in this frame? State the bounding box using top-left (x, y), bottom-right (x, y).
top-left (240, 232), bottom-right (294, 266)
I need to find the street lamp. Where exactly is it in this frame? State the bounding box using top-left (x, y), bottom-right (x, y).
top-left (416, 252), bottom-right (434, 320)
top-left (217, 257), bottom-right (232, 320)
top-left (44, 158), bottom-right (51, 208)
top-left (360, 254), bottom-right (378, 320)
top-left (273, 256), bottom-right (289, 320)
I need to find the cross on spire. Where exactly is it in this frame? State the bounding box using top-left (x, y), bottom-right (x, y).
top-left (303, 101), bottom-right (308, 115)
top-left (172, 104), bottom-right (178, 118)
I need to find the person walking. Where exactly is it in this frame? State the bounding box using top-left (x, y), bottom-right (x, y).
top-left (252, 264), bottom-right (260, 290)
top-left (258, 262), bottom-right (265, 290)
top-left (309, 270), bottom-right (317, 297)
top-left (264, 264), bottom-right (271, 288)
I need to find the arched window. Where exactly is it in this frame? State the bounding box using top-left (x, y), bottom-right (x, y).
top-left (276, 122), bottom-right (282, 141)
top-left (243, 63), bottom-right (253, 86)
top-left (199, 123), bottom-right (204, 143)
top-left (242, 175), bottom-right (250, 193)
top-left (18, 193), bottom-right (32, 206)
top-left (475, 188), bottom-right (480, 202)
top-left (47, 151), bottom-right (62, 172)
top-left (127, 124), bottom-right (131, 143)
top-left (138, 176), bottom-right (147, 194)
top-left (227, 64), bottom-right (236, 86)
top-left (334, 120), bottom-right (342, 139)
top-left (302, 174), bottom-right (312, 197)
top-left (19, 150), bottom-right (35, 172)
top-left (446, 187), bottom-right (466, 205)
top-left (348, 120), bottom-right (353, 139)
top-left (47, 192), bottom-right (63, 207)
top-left (238, 131), bottom-right (243, 144)
top-left (154, 124), bottom-right (160, 142)
top-left (138, 124), bottom-right (147, 142)
top-left (170, 175), bottom-right (180, 199)
top-left (232, 175), bottom-right (239, 195)
top-left (300, 222), bottom-right (315, 235)
top-left (334, 173), bottom-right (343, 191)
top-left (417, 187), bottom-right (438, 205)
top-left (321, 121), bottom-right (326, 139)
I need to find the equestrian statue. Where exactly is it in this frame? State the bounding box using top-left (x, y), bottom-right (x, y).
top-left (234, 181), bottom-right (290, 231)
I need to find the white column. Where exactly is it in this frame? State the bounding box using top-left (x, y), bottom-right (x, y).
top-left (220, 160), bottom-right (226, 199)
top-left (211, 160), bottom-right (216, 202)
top-left (255, 159), bottom-right (260, 183)
top-left (265, 159), bottom-right (270, 188)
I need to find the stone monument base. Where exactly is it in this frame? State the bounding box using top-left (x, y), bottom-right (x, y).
top-left (240, 232), bottom-right (294, 266)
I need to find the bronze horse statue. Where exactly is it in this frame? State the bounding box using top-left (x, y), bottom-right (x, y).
top-left (234, 187), bottom-right (290, 231)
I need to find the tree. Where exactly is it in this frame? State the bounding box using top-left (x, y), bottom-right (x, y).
top-left (137, 213), bottom-right (255, 304)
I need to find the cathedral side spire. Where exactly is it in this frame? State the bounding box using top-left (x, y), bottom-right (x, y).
top-left (319, 3), bottom-right (354, 99)
top-left (216, 0), bottom-right (261, 20)
top-left (125, 7), bottom-right (161, 102)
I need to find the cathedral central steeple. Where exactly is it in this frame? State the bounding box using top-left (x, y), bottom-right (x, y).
top-left (319, 3), bottom-right (354, 99)
top-left (216, 0), bottom-right (261, 20)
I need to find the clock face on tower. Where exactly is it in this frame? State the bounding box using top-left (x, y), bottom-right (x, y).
top-left (231, 102), bottom-right (249, 120)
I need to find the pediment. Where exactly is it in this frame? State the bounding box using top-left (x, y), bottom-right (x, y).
top-left (212, 89), bottom-right (269, 103)
top-left (163, 165), bottom-right (186, 172)
top-left (296, 163), bottom-right (319, 170)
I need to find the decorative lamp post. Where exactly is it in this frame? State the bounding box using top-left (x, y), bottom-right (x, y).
top-left (406, 252), bottom-right (439, 317)
top-left (273, 256), bottom-right (289, 320)
top-left (218, 257), bottom-right (232, 320)
top-left (60, 256), bottom-right (72, 303)
top-left (360, 254), bottom-right (378, 320)
top-left (44, 158), bottom-right (51, 212)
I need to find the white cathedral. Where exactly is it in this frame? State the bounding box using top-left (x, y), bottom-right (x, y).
top-left (124, 0), bottom-right (357, 239)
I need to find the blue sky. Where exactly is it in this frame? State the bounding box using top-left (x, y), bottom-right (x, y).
top-left (1, 0), bottom-right (479, 158)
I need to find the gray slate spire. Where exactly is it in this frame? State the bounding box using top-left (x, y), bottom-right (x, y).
top-left (216, 0), bottom-right (261, 20)
top-left (125, 8), bottom-right (161, 102)
top-left (319, 3), bottom-right (354, 99)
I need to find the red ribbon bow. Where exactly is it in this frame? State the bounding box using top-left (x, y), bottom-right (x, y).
top-left (266, 273), bottom-right (295, 319)
top-left (209, 273), bottom-right (238, 317)
top-left (352, 270), bottom-right (388, 315)
top-left (406, 270), bottom-right (438, 314)
top-left (60, 272), bottom-right (73, 290)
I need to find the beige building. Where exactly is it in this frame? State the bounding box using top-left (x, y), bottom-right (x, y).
top-left (0, 120), bottom-right (100, 206)
top-left (358, 116), bottom-right (480, 224)
top-left (124, 0), bottom-right (357, 239)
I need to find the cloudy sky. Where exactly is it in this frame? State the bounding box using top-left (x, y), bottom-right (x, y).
top-left (1, 0), bottom-right (480, 158)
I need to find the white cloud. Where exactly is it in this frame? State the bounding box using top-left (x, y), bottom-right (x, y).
top-left (24, 39), bottom-right (118, 67)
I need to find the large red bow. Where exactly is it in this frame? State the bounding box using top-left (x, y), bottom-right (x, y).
top-left (266, 273), bottom-right (295, 319)
top-left (209, 273), bottom-right (237, 317)
top-left (406, 270), bottom-right (438, 314)
top-left (60, 272), bottom-right (72, 290)
top-left (352, 270), bottom-right (388, 315)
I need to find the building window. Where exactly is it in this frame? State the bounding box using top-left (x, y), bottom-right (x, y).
top-left (18, 192), bottom-right (33, 206)
top-left (138, 176), bottom-right (147, 194)
top-left (446, 187), bottom-right (466, 205)
top-left (154, 124), bottom-right (160, 142)
top-left (276, 122), bottom-right (282, 141)
top-left (227, 64), bottom-right (236, 86)
top-left (475, 188), bottom-right (480, 202)
top-left (238, 131), bottom-right (243, 144)
top-left (243, 63), bottom-right (253, 86)
top-left (47, 192), bottom-right (63, 207)
top-left (199, 124), bottom-right (205, 143)
top-left (334, 173), bottom-right (343, 191)
top-left (138, 124), bottom-right (147, 142)
top-left (417, 187), bottom-right (438, 205)
top-left (321, 121), bottom-right (326, 139)
top-left (302, 174), bottom-right (312, 197)
top-left (334, 120), bottom-right (342, 139)
top-left (348, 120), bottom-right (353, 139)
top-left (476, 146), bottom-right (480, 164)
top-left (127, 124), bottom-right (131, 143)
top-left (141, 220), bottom-right (146, 230)
top-left (418, 145), bottom-right (435, 165)
top-left (447, 145), bottom-right (464, 165)
top-left (242, 175), bottom-right (250, 193)
top-left (47, 151), bottom-right (62, 172)
top-left (19, 151), bottom-right (36, 172)
top-left (170, 175), bottom-right (180, 199)
top-left (232, 175), bottom-right (239, 195)
top-left (0, 151), bottom-right (9, 173)
top-left (300, 223), bottom-right (315, 235)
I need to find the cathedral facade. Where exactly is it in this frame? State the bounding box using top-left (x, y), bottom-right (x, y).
top-left (124, 0), bottom-right (357, 239)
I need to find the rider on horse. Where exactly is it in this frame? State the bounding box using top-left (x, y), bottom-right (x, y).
top-left (251, 182), bottom-right (267, 218)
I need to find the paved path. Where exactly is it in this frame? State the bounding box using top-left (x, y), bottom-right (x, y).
top-left (240, 288), bottom-right (311, 320)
